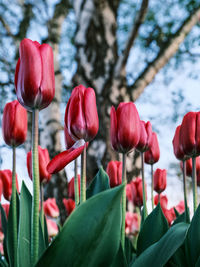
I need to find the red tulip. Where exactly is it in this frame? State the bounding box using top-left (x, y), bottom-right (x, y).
top-left (172, 125), bottom-right (186, 161)
top-left (153, 168), bottom-right (167, 194)
top-left (2, 100), bottom-right (27, 147)
top-left (154, 194), bottom-right (168, 210)
top-left (106, 161), bottom-right (122, 188)
top-left (65, 84), bottom-right (99, 142)
top-left (144, 132), bottom-right (160, 164)
top-left (126, 177), bottom-right (146, 207)
top-left (175, 200), bottom-right (185, 214)
top-left (110, 102), bottom-right (140, 153)
top-left (0, 170), bottom-right (19, 201)
top-left (64, 125), bottom-right (75, 149)
top-left (125, 212), bottom-right (140, 236)
top-left (180, 157), bottom-right (200, 177)
top-left (27, 146), bottom-right (51, 183)
top-left (2, 204), bottom-right (10, 218)
top-left (163, 208), bottom-right (176, 226)
top-left (46, 219), bottom-right (58, 237)
top-left (63, 198), bottom-right (75, 216)
top-left (179, 112), bottom-right (200, 157)
top-left (68, 175), bottom-right (81, 199)
top-left (15, 38), bottom-right (55, 111)
top-left (136, 121), bottom-right (152, 152)
top-left (0, 180), bottom-right (3, 202)
top-left (43, 198), bottom-right (59, 218)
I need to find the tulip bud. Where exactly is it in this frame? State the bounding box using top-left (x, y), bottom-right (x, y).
top-left (43, 198), bottom-right (59, 218)
top-left (154, 194), bottom-right (168, 210)
top-left (180, 157), bottom-right (200, 177)
top-left (0, 170), bottom-right (19, 201)
top-left (15, 38), bottom-right (55, 111)
top-left (27, 146), bottom-right (51, 183)
top-left (136, 121), bottom-right (152, 152)
top-left (153, 168), bottom-right (167, 194)
top-left (106, 161), bottom-right (122, 188)
top-left (126, 177), bottom-right (146, 207)
top-left (68, 175), bottom-right (81, 199)
top-left (65, 85), bottom-right (99, 142)
top-left (172, 125), bottom-right (187, 161)
top-left (2, 100), bottom-right (27, 147)
top-left (110, 102), bottom-right (140, 153)
top-left (63, 198), bottom-right (75, 216)
top-left (179, 112), bottom-right (200, 157)
top-left (144, 132), bottom-right (160, 164)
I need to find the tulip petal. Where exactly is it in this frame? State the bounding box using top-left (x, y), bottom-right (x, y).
top-left (110, 106), bottom-right (119, 151)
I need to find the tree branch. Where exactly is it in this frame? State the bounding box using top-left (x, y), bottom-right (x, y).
top-left (129, 6), bottom-right (200, 101)
top-left (115, 0), bottom-right (149, 76)
top-left (0, 16), bottom-right (15, 39)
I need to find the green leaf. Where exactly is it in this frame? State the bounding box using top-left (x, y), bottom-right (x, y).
top-left (125, 237), bottom-right (135, 264)
top-left (167, 244), bottom-right (187, 267)
top-left (195, 254), bottom-right (200, 267)
top-left (39, 207), bottom-right (49, 248)
top-left (111, 244), bottom-right (128, 267)
top-left (0, 205), bottom-right (8, 264)
top-left (86, 167), bottom-right (110, 199)
top-left (36, 185), bottom-right (124, 267)
top-left (173, 212), bottom-right (186, 225)
top-left (131, 223), bottom-right (189, 267)
top-left (17, 182), bottom-right (32, 267)
top-left (185, 204), bottom-right (200, 266)
top-left (137, 204), bottom-right (168, 255)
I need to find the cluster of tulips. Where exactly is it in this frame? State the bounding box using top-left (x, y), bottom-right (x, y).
top-left (1, 37), bottom-right (200, 267)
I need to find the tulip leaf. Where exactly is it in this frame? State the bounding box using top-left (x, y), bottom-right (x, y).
top-left (167, 244), bottom-right (187, 267)
top-left (86, 167), bottom-right (110, 198)
top-left (36, 185), bottom-right (124, 267)
top-left (111, 244), bottom-right (128, 267)
top-left (173, 212), bottom-right (186, 225)
top-left (18, 182), bottom-right (32, 267)
top-left (137, 204), bottom-right (168, 255)
top-left (0, 204), bottom-right (8, 263)
top-left (185, 204), bottom-right (200, 266)
top-left (195, 254), bottom-right (200, 267)
top-left (39, 207), bottom-right (49, 248)
top-left (131, 223), bottom-right (188, 267)
top-left (125, 237), bottom-right (135, 264)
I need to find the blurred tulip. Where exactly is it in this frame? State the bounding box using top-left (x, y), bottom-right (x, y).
top-left (63, 198), bottom-right (75, 216)
top-left (0, 170), bottom-right (19, 201)
top-left (172, 125), bottom-right (186, 161)
top-left (2, 100), bottom-right (27, 147)
top-left (153, 168), bottom-right (167, 194)
top-left (27, 146), bottom-right (51, 183)
top-left (144, 132), bottom-right (160, 164)
top-left (106, 161), bottom-right (122, 188)
top-left (0, 179), bottom-right (3, 202)
top-left (163, 208), bottom-right (176, 226)
top-left (125, 212), bottom-right (140, 236)
top-left (154, 194), bottom-right (168, 210)
top-left (126, 177), bottom-right (146, 207)
top-left (68, 175), bottom-right (81, 199)
top-left (180, 157), bottom-right (200, 177)
top-left (15, 38), bottom-right (55, 111)
top-left (110, 102), bottom-right (140, 153)
top-left (175, 200), bottom-right (185, 214)
top-left (136, 121), bottom-right (152, 152)
top-left (65, 84), bottom-right (99, 142)
top-left (46, 219), bottom-right (58, 237)
top-left (179, 112), bottom-right (200, 157)
top-left (2, 204), bottom-right (9, 218)
top-left (43, 198), bottom-right (59, 218)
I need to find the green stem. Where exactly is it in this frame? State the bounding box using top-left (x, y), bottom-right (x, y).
top-left (80, 146), bottom-right (86, 203)
top-left (192, 157), bottom-right (197, 214)
top-left (12, 146), bottom-right (17, 267)
top-left (74, 159), bottom-right (79, 206)
top-left (40, 184), bottom-right (44, 231)
top-left (31, 109), bottom-right (40, 266)
top-left (151, 164), bottom-right (154, 210)
top-left (158, 193), bottom-right (160, 204)
top-left (121, 153), bottom-right (127, 251)
top-left (141, 152), bottom-right (148, 219)
top-left (182, 160), bottom-right (190, 222)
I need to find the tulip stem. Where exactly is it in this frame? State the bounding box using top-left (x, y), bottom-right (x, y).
top-left (12, 146), bottom-right (17, 267)
top-left (182, 160), bottom-right (190, 222)
top-left (74, 159), bottom-right (79, 206)
top-left (40, 184), bottom-right (44, 232)
top-left (192, 157), bottom-right (197, 214)
top-left (151, 164), bottom-right (154, 210)
top-left (158, 193), bottom-right (160, 204)
top-left (31, 109), bottom-right (40, 266)
top-left (121, 153), bottom-right (127, 252)
top-left (141, 152), bottom-right (148, 220)
top-left (80, 146), bottom-right (86, 203)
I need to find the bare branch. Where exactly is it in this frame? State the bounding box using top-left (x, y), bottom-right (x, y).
top-left (0, 16), bottom-right (15, 39)
top-left (115, 0), bottom-right (149, 76)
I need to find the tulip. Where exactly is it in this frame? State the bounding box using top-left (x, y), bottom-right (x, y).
top-left (15, 38), bottom-right (55, 111)
top-left (144, 132), bottom-right (160, 165)
top-left (46, 219), bottom-right (58, 237)
top-left (180, 157), bottom-right (200, 177)
top-left (27, 146), bottom-right (51, 183)
top-left (153, 168), bottom-right (167, 194)
top-left (163, 208), bottom-right (176, 226)
top-left (65, 84), bottom-right (99, 142)
top-left (63, 199), bottom-right (75, 216)
top-left (0, 170), bottom-right (19, 201)
top-left (2, 100), bottom-right (27, 147)
top-left (68, 175), bottom-right (81, 199)
top-left (126, 177), bottom-right (147, 208)
top-left (175, 200), bottom-right (185, 214)
top-left (136, 121), bottom-right (152, 152)
top-left (154, 194), bottom-right (168, 210)
top-left (172, 125), bottom-right (186, 161)
top-left (0, 179), bottom-right (3, 202)
top-left (2, 204), bottom-right (10, 218)
top-left (106, 161), bottom-right (122, 188)
top-left (125, 212), bottom-right (140, 236)
top-left (64, 125), bottom-right (75, 149)
top-left (43, 198), bottom-right (59, 218)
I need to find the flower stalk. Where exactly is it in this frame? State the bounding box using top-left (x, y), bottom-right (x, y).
top-left (141, 152), bottom-right (148, 219)
top-left (74, 159), bottom-right (79, 206)
top-left (80, 146), bottom-right (86, 203)
top-left (151, 164), bottom-right (154, 210)
top-left (12, 146), bottom-right (17, 267)
top-left (121, 153), bottom-right (127, 251)
top-left (192, 157), bottom-right (197, 214)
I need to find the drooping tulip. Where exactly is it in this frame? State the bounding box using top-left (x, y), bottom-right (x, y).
top-left (106, 161), bottom-right (122, 188)
top-left (179, 112), bottom-right (200, 157)
top-left (110, 102), bottom-right (140, 153)
top-left (172, 125), bottom-right (186, 161)
top-left (15, 38), bottom-right (55, 111)
top-left (2, 100), bottom-right (27, 147)
top-left (68, 175), bottom-right (81, 199)
top-left (65, 84), bottom-right (99, 142)
top-left (63, 198), bottom-right (75, 216)
top-left (0, 170), bottom-right (19, 201)
top-left (144, 132), bottom-right (160, 164)
top-left (153, 168), bottom-right (167, 194)
top-left (126, 177), bottom-right (147, 207)
top-left (136, 121), bottom-right (152, 152)
top-left (43, 198), bottom-right (59, 218)
top-left (27, 146), bottom-right (51, 183)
